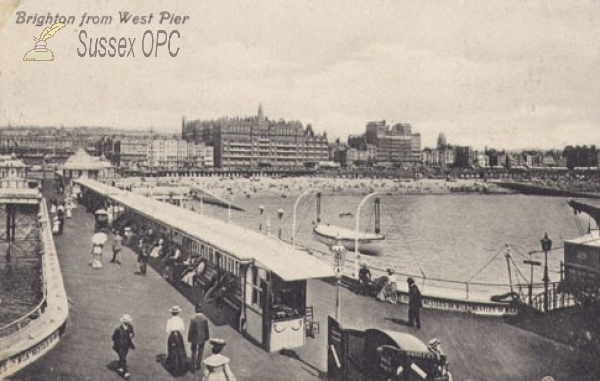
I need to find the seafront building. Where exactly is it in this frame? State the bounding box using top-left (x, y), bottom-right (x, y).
top-left (182, 105), bottom-right (329, 170)
top-left (336, 120), bottom-right (422, 168)
top-left (146, 138), bottom-right (214, 169)
top-left (0, 127), bottom-right (115, 159)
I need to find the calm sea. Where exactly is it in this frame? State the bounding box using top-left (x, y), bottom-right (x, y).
top-left (190, 192), bottom-right (589, 294)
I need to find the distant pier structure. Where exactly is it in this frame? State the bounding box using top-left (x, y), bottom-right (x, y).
top-left (0, 156), bottom-right (68, 378)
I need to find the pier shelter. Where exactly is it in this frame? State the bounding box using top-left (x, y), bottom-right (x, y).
top-left (75, 178), bottom-right (334, 352)
top-left (57, 149), bottom-right (116, 185)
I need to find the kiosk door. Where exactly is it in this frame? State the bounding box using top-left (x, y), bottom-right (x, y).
top-left (327, 316), bottom-right (347, 381)
top-left (327, 316), bottom-right (367, 381)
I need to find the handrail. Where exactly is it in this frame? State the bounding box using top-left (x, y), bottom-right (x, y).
top-left (297, 243), bottom-right (552, 288)
top-left (0, 200), bottom-right (49, 338)
top-left (289, 241), bottom-right (563, 301)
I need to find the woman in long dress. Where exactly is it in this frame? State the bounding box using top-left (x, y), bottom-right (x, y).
top-left (91, 229), bottom-right (108, 268)
top-left (165, 306), bottom-right (187, 376)
top-left (203, 339), bottom-right (236, 381)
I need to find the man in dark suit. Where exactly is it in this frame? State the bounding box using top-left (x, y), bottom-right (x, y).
top-left (112, 314), bottom-right (135, 379)
top-left (188, 303), bottom-right (210, 372)
top-left (407, 277), bottom-right (422, 329)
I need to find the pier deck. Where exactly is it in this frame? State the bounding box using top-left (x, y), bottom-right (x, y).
top-left (13, 187), bottom-right (599, 380)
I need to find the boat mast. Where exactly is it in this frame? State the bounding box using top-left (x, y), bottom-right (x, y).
top-left (505, 245), bottom-right (514, 294)
top-left (354, 192), bottom-right (378, 277)
top-left (316, 192), bottom-right (321, 223)
top-left (375, 197), bottom-right (381, 234)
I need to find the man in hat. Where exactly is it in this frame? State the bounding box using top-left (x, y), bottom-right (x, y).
top-left (407, 277), bottom-right (422, 329)
top-left (188, 303), bottom-right (210, 372)
top-left (428, 338), bottom-right (444, 358)
top-left (428, 338), bottom-right (449, 377)
top-left (112, 314), bottom-right (135, 379)
top-left (358, 263), bottom-right (372, 296)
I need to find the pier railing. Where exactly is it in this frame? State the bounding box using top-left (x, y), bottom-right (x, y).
top-left (530, 282), bottom-right (578, 313)
top-left (298, 244), bottom-right (565, 303)
top-left (0, 197), bottom-right (69, 379)
top-left (0, 210), bottom-right (47, 338)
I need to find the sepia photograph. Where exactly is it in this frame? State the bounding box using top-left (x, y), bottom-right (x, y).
top-left (0, 0), bottom-right (599, 380)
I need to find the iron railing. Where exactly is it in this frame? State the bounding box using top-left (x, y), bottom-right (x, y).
top-left (0, 200), bottom-right (49, 338)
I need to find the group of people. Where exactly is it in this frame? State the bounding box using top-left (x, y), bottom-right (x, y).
top-left (112, 303), bottom-right (236, 380)
top-left (50, 198), bottom-right (73, 235)
top-left (88, 227), bottom-right (125, 269)
top-left (358, 264), bottom-right (423, 329)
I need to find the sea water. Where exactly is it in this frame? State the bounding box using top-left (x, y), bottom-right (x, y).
top-left (190, 193), bottom-right (587, 294)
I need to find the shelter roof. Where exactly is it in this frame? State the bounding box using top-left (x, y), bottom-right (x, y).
top-left (76, 178), bottom-right (334, 281)
top-left (60, 149), bottom-right (113, 171)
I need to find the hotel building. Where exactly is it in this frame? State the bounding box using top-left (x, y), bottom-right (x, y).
top-left (365, 121), bottom-right (422, 166)
top-left (182, 105), bottom-right (329, 170)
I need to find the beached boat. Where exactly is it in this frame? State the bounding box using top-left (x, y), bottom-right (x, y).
top-left (312, 193), bottom-right (385, 256)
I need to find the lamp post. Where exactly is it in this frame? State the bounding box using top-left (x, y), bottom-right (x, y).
top-left (331, 237), bottom-right (346, 321)
top-left (540, 232), bottom-right (553, 312)
top-left (292, 187), bottom-right (314, 249)
top-left (355, 192), bottom-right (378, 277)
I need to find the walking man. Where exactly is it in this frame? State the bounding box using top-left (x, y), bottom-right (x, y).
top-left (358, 263), bottom-right (372, 296)
top-left (111, 231), bottom-right (123, 264)
top-left (138, 245), bottom-right (149, 276)
top-left (112, 314), bottom-right (135, 379)
top-left (407, 277), bottom-right (422, 329)
top-left (188, 303), bottom-right (210, 372)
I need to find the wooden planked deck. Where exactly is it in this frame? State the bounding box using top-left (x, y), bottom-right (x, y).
top-left (13, 182), bottom-right (600, 380)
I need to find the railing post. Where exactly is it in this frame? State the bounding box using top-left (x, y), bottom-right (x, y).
top-left (465, 282), bottom-right (469, 299)
top-left (552, 283), bottom-right (557, 310)
top-left (560, 261), bottom-right (564, 282)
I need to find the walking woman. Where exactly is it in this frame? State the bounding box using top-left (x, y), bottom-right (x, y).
top-left (166, 306), bottom-right (187, 376)
top-left (202, 339), bottom-right (237, 381)
top-left (90, 229), bottom-right (108, 268)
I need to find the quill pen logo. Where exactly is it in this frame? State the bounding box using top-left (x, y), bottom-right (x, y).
top-left (23, 22), bottom-right (66, 61)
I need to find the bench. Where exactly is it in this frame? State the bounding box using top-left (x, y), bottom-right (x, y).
top-left (195, 265), bottom-right (218, 289)
top-left (222, 278), bottom-right (242, 312)
top-left (200, 272), bottom-right (242, 314)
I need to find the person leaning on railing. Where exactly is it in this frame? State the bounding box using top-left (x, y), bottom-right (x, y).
top-left (376, 269), bottom-right (397, 303)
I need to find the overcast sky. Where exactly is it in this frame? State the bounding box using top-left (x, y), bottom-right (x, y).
top-left (1, 0), bottom-right (599, 149)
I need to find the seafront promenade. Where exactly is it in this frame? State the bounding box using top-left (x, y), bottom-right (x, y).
top-left (12, 185), bottom-right (600, 380)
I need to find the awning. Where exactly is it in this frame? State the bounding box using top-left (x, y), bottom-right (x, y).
top-left (75, 178), bottom-right (335, 282)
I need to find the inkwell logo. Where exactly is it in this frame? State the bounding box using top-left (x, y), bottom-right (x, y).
top-left (23, 22), bottom-right (66, 61)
